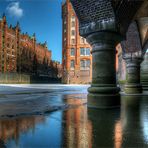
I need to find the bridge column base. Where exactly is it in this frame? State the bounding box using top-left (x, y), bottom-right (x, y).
top-left (87, 93), bottom-right (120, 109)
top-left (86, 32), bottom-right (122, 108)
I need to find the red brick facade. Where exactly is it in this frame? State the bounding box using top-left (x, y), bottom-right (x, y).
top-left (0, 15), bottom-right (61, 78)
top-left (62, 0), bottom-right (92, 84)
top-left (0, 15), bottom-right (18, 73)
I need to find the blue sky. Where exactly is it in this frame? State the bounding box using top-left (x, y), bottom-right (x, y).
top-left (0, 0), bottom-right (63, 62)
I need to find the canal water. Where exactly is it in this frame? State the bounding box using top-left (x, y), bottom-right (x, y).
top-left (0, 86), bottom-right (148, 147)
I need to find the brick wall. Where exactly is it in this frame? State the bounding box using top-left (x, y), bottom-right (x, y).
top-left (70, 0), bottom-right (115, 27)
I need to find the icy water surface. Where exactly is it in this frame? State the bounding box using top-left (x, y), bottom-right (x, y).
top-left (0, 85), bottom-right (148, 147)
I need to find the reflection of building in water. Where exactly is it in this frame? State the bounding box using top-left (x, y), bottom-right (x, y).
top-left (64, 99), bottom-right (92, 148)
top-left (0, 116), bottom-right (45, 143)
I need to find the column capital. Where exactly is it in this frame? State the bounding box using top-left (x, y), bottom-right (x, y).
top-left (124, 57), bottom-right (143, 65)
top-left (86, 31), bottom-right (123, 48)
top-left (79, 19), bottom-right (117, 37)
top-left (123, 52), bottom-right (144, 65)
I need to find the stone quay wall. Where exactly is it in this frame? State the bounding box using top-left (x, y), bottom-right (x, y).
top-left (0, 73), bottom-right (62, 84)
top-left (0, 73), bottom-right (30, 84)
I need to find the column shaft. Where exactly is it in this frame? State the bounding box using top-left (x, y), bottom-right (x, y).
top-left (86, 32), bottom-right (121, 108)
top-left (124, 57), bottom-right (142, 94)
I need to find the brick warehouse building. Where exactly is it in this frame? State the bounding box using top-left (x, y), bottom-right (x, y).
top-left (62, 0), bottom-right (92, 84)
top-left (0, 14), bottom-right (61, 79)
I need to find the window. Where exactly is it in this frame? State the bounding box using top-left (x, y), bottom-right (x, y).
top-left (80, 48), bottom-right (85, 55)
top-left (86, 48), bottom-right (90, 55)
top-left (80, 38), bottom-right (85, 44)
top-left (71, 21), bottom-right (75, 27)
top-left (7, 56), bottom-right (10, 61)
top-left (80, 60), bottom-right (85, 68)
top-left (71, 39), bottom-right (75, 44)
top-left (71, 30), bottom-right (75, 36)
top-left (12, 51), bottom-right (15, 55)
top-left (71, 48), bottom-right (75, 56)
top-left (80, 60), bottom-right (90, 70)
top-left (70, 60), bottom-right (75, 69)
top-left (71, 16), bottom-right (75, 21)
top-left (7, 43), bottom-right (10, 48)
top-left (80, 48), bottom-right (90, 56)
top-left (12, 45), bottom-right (14, 49)
top-left (64, 40), bottom-right (66, 46)
top-left (86, 60), bottom-right (90, 67)
top-left (63, 54), bottom-right (66, 60)
top-left (7, 38), bottom-right (10, 42)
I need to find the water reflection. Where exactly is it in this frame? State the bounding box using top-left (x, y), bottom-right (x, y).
top-left (114, 120), bottom-right (122, 148)
top-left (0, 95), bottom-right (147, 147)
top-left (86, 95), bottom-right (148, 147)
top-left (0, 138), bottom-right (6, 148)
top-left (0, 116), bottom-right (45, 146)
top-left (63, 98), bottom-right (92, 148)
top-left (0, 112), bottom-right (63, 147)
top-left (121, 95), bottom-right (148, 147)
top-left (140, 97), bottom-right (148, 145)
top-left (87, 107), bottom-right (121, 147)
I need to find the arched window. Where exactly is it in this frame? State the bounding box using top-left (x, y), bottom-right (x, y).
top-left (80, 37), bottom-right (85, 44)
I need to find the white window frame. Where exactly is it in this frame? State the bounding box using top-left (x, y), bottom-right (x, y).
top-left (80, 48), bottom-right (90, 56)
top-left (80, 60), bottom-right (90, 70)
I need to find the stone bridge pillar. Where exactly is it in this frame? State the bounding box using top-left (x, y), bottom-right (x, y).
top-left (86, 32), bottom-right (121, 108)
top-left (138, 17), bottom-right (148, 92)
top-left (124, 55), bottom-right (143, 93)
top-left (121, 21), bottom-right (145, 94)
top-left (141, 52), bottom-right (148, 91)
top-left (70, 0), bottom-right (122, 108)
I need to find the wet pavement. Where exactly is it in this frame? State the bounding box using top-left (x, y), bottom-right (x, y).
top-left (0, 84), bottom-right (88, 117)
top-left (0, 84), bottom-right (148, 148)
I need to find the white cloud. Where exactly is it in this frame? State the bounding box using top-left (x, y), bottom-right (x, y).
top-left (6, 2), bottom-right (23, 18)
